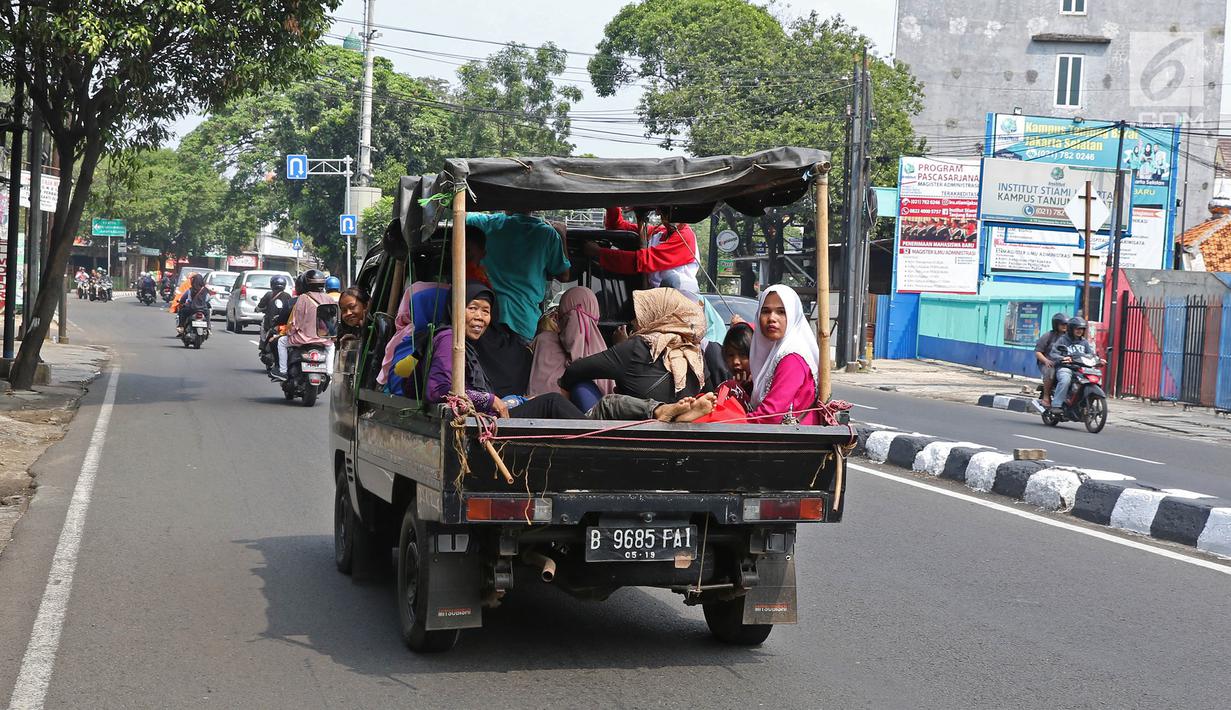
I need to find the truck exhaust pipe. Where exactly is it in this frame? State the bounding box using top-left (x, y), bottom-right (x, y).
top-left (523, 550), bottom-right (557, 583)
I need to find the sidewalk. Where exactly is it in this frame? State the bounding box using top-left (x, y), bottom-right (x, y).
top-left (833, 358), bottom-right (1231, 446)
top-left (0, 337), bottom-right (110, 558)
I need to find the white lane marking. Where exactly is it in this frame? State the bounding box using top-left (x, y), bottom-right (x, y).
top-left (850, 461), bottom-right (1231, 576)
top-left (248, 340), bottom-right (259, 345)
top-left (851, 403), bottom-right (878, 410)
top-left (9, 369), bottom-right (121, 710)
top-left (1013, 434), bottom-right (1164, 465)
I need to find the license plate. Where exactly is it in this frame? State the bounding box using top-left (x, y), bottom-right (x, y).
top-left (301, 363), bottom-right (328, 373)
top-left (191, 320), bottom-right (208, 328)
top-left (585, 524), bottom-right (697, 562)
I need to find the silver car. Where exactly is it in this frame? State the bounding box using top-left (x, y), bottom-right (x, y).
top-left (204, 270), bottom-right (240, 318)
top-left (224, 270), bottom-right (293, 333)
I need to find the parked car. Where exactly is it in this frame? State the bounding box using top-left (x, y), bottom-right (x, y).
top-left (224, 269), bottom-right (293, 333)
top-left (703, 293), bottom-right (759, 326)
top-left (204, 270), bottom-right (239, 318)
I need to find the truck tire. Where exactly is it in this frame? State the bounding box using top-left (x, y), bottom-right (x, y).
top-left (334, 472), bottom-right (357, 574)
top-left (397, 506), bottom-right (460, 653)
top-left (703, 597), bottom-right (773, 646)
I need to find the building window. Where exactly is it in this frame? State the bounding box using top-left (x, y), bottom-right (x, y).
top-left (1055, 54), bottom-right (1083, 107)
top-left (1061, 0), bottom-right (1087, 14)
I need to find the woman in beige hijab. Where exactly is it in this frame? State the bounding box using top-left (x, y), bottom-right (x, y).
top-left (561, 288), bottom-right (713, 420)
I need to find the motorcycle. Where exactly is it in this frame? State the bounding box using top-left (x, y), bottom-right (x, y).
top-left (138, 287), bottom-right (157, 306)
top-left (76, 280), bottom-right (88, 299)
top-left (91, 277), bottom-right (112, 302)
top-left (181, 308), bottom-right (211, 349)
top-left (1038, 352), bottom-right (1108, 433)
top-left (280, 344), bottom-right (330, 407)
top-left (160, 284), bottom-right (174, 303)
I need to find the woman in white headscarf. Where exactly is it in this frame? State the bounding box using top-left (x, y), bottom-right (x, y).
top-left (747, 284), bottom-right (821, 425)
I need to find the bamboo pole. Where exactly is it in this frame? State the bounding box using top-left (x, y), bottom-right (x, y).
top-left (450, 190), bottom-right (467, 397)
top-left (815, 169), bottom-right (832, 402)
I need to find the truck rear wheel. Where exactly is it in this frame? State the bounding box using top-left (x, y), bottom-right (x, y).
top-left (334, 472), bottom-right (358, 574)
top-left (397, 506), bottom-right (460, 653)
top-left (703, 597), bottom-right (773, 646)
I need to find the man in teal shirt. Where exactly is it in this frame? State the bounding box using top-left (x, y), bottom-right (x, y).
top-left (465, 211), bottom-right (571, 341)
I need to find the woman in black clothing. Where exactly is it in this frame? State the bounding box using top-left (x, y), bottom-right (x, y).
top-left (561, 288), bottom-right (713, 419)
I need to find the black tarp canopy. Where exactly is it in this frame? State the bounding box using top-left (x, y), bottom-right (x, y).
top-left (395, 147), bottom-right (830, 247)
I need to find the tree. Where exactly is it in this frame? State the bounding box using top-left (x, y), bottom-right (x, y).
top-left (359, 195), bottom-right (395, 252)
top-left (2, 0), bottom-right (338, 389)
top-left (589, 0), bottom-right (925, 275)
top-left (181, 45), bottom-right (454, 272)
top-left (453, 43), bottom-right (584, 156)
top-left (83, 149), bottom-right (256, 263)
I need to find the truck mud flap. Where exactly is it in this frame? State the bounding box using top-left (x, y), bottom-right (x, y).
top-left (424, 537), bottom-right (484, 631)
top-left (741, 554), bottom-right (798, 625)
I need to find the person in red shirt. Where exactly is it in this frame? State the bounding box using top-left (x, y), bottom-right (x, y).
top-left (583, 207), bottom-right (701, 293)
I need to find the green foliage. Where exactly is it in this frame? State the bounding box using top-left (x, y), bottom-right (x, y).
top-left (3, 0), bottom-right (340, 387)
top-left (453, 43), bottom-right (584, 156)
top-left (589, 1), bottom-right (925, 245)
top-left (181, 45), bottom-right (454, 271)
top-left (82, 149), bottom-right (256, 258)
top-left (359, 195), bottom-right (395, 247)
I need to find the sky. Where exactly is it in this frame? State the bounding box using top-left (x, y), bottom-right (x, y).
top-left (169, 0), bottom-right (897, 157)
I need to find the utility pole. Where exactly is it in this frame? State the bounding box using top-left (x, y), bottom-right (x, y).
top-left (1080, 179), bottom-right (1093, 319)
top-left (22, 106), bottom-right (42, 337)
top-left (837, 55), bottom-right (865, 369)
top-left (1104, 121), bottom-right (1128, 397)
top-left (352, 0), bottom-right (378, 280)
top-left (3, 74), bottom-right (25, 362)
top-left (853, 48), bottom-right (873, 363)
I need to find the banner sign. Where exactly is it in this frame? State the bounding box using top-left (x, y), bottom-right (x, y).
top-left (227, 255), bottom-right (257, 268)
top-left (894, 157), bottom-right (981, 294)
top-left (989, 227), bottom-right (1077, 274)
top-left (1119, 207), bottom-right (1168, 271)
top-left (979, 158), bottom-right (1126, 231)
top-left (1004, 301), bottom-right (1044, 346)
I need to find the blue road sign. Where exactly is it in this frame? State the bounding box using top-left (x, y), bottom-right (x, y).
top-left (339, 214), bottom-right (358, 236)
top-left (286, 154), bottom-right (308, 180)
top-left (291, 237), bottom-right (303, 251)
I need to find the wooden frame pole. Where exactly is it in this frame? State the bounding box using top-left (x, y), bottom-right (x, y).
top-left (450, 190), bottom-right (467, 397)
top-left (816, 170), bottom-right (832, 402)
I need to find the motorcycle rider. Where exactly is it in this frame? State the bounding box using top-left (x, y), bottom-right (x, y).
top-left (137, 271), bottom-right (157, 301)
top-left (325, 276), bottom-right (342, 302)
top-left (1034, 312), bottom-right (1068, 407)
top-left (74, 267), bottom-right (89, 296)
top-left (176, 273), bottom-right (211, 333)
top-left (256, 275), bottom-right (294, 361)
top-left (1048, 316), bottom-right (1096, 412)
top-left (273, 269), bottom-right (335, 381)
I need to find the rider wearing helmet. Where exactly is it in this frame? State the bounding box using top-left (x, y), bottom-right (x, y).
top-left (1035, 312), bottom-right (1069, 406)
top-left (1047, 316), bottom-right (1097, 412)
top-left (274, 270), bottom-right (336, 380)
top-left (256, 274), bottom-right (294, 356)
top-left (325, 275), bottom-right (342, 302)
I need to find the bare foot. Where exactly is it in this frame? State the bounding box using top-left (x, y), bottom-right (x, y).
top-left (653, 397), bottom-right (694, 422)
top-left (673, 393), bottom-right (716, 423)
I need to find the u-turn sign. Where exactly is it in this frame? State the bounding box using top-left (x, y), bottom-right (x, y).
top-left (286, 154), bottom-right (308, 180)
top-left (339, 214), bottom-right (358, 236)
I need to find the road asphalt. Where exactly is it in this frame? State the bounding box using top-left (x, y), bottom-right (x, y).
top-left (834, 383), bottom-right (1231, 499)
top-left (2, 299), bottom-right (1229, 709)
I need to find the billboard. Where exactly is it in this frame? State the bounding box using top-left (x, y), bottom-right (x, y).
top-left (894, 157), bottom-right (981, 294)
top-left (985, 113), bottom-right (1179, 277)
top-left (979, 158), bottom-right (1126, 231)
top-left (989, 227), bottom-right (1076, 274)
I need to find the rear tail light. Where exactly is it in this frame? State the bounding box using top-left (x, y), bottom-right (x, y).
top-left (742, 497), bottom-right (824, 522)
top-left (240, 285), bottom-right (247, 298)
top-left (308, 350), bottom-right (323, 362)
top-left (465, 497), bottom-right (552, 523)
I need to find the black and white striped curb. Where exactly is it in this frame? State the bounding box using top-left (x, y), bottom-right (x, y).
top-left (851, 424), bottom-right (1231, 559)
top-left (976, 393), bottom-right (1038, 413)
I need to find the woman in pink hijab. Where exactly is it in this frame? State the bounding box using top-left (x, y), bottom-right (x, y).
top-left (526, 286), bottom-right (612, 407)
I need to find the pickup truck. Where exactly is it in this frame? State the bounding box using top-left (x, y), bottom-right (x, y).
top-left (330, 149), bottom-right (853, 652)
